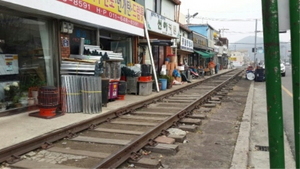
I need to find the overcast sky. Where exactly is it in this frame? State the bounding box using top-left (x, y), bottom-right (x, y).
top-left (180, 0), bottom-right (290, 45)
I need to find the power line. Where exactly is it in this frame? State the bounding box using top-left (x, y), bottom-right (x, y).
top-left (193, 16), bottom-right (262, 21)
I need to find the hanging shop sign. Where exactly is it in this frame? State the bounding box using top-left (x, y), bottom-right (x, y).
top-left (57, 0), bottom-right (144, 28)
top-left (180, 36), bottom-right (193, 52)
top-left (193, 32), bottom-right (208, 49)
top-left (146, 9), bottom-right (179, 38)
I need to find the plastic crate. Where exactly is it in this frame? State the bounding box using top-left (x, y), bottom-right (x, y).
top-left (138, 81), bottom-right (153, 96)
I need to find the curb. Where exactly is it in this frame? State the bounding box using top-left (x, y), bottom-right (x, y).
top-left (230, 80), bottom-right (254, 169)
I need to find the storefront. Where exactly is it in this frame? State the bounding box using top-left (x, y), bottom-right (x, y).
top-left (192, 32), bottom-right (211, 68)
top-left (0, 0), bottom-right (144, 111)
top-left (141, 9), bottom-right (179, 74)
top-left (177, 36), bottom-right (193, 66)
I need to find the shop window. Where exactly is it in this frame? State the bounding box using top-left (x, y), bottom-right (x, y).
top-left (0, 12), bottom-right (53, 110)
top-left (111, 38), bottom-right (133, 66)
top-left (70, 26), bottom-right (96, 54)
top-left (153, 0), bottom-right (162, 14)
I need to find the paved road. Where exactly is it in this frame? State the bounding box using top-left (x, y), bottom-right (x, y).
top-left (281, 65), bottom-right (295, 156)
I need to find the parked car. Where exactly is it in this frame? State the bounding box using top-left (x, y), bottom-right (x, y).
top-left (281, 63), bottom-right (286, 76)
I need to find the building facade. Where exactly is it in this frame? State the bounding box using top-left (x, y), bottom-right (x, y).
top-left (0, 0), bottom-right (144, 110)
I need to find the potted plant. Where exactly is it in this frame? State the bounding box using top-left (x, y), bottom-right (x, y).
top-left (4, 82), bottom-right (22, 109)
top-left (159, 75), bottom-right (174, 89)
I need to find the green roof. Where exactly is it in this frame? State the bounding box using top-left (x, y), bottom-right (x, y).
top-left (194, 50), bottom-right (212, 58)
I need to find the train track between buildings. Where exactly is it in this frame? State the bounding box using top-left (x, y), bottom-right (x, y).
top-left (0, 69), bottom-right (244, 169)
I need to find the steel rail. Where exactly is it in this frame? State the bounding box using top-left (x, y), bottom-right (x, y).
top-left (93, 69), bottom-right (243, 168)
top-left (0, 69), bottom-right (239, 165)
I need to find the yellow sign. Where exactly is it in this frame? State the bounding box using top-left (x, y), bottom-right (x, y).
top-left (229, 57), bottom-right (236, 61)
top-left (58, 0), bottom-right (144, 28)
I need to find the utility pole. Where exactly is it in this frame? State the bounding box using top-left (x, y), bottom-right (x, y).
top-left (261, 0), bottom-right (285, 168)
top-left (219, 28), bottom-right (229, 37)
top-left (289, 0), bottom-right (300, 167)
top-left (187, 9), bottom-right (190, 24)
top-left (186, 9), bottom-right (198, 24)
top-left (254, 19), bottom-right (257, 67)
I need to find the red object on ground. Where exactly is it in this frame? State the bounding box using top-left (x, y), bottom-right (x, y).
top-left (38, 108), bottom-right (57, 117)
top-left (117, 95), bottom-right (125, 100)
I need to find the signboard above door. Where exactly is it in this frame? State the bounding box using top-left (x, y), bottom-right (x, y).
top-left (146, 9), bottom-right (179, 38)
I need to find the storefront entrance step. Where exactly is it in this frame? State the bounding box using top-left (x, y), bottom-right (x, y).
top-left (155, 136), bottom-right (175, 144)
top-left (110, 120), bottom-right (157, 126)
top-left (178, 125), bottom-right (198, 132)
top-left (179, 118), bottom-right (202, 125)
top-left (71, 136), bottom-right (130, 146)
top-left (48, 147), bottom-right (110, 159)
top-left (144, 143), bottom-right (178, 155)
top-left (128, 158), bottom-right (161, 168)
top-left (168, 134), bottom-right (186, 143)
top-left (132, 111), bottom-right (174, 116)
top-left (187, 114), bottom-right (207, 119)
top-left (119, 115), bottom-right (166, 121)
top-left (11, 159), bottom-right (84, 169)
top-left (93, 128), bottom-right (144, 135)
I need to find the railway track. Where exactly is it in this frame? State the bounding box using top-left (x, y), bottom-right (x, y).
top-left (0, 69), bottom-right (244, 169)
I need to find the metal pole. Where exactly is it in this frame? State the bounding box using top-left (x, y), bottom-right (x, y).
top-left (261, 0), bottom-right (285, 168)
top-left (289, 0), bottom-right (300, 167)
top-left (143, 16), bottom-right (160, 92)
top-left (254, 19), bottom-right (257, 67)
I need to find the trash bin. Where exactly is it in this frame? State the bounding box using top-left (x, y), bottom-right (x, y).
top-left (255, 69), bottom-right (265, 82)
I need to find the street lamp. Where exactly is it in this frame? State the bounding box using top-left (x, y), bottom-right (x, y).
top-left (186, 9), bottom-right (198, 24)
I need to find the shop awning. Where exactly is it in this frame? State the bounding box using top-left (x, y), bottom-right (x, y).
top-left (194, 50), bottom-right (212, 58)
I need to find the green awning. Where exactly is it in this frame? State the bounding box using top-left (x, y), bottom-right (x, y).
top-left (194, 50), bottom-right (212, 58)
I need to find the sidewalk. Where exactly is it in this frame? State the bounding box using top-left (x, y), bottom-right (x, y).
top-left (231, 82), bottom-right (295, 169)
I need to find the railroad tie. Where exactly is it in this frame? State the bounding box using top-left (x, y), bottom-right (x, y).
top-left (179, 118), bottom-right (202, 125)
top-left (208, 100), bottom-right (222, 105)
top-left (128, 158), bottom-right (161, 168)
top-left (71, 136), bottom-right (130, 146)
top-left (93, 128), bottom-right (144, 135)
top-left (110, 120), bottom-right (157, 126)
top-left (155, 136), bottom-right (176, 144)
top-left (203, 103), bottom-right (216, 108)
top-left (144, 143), bottom-right (178, 155)
top-left (11, 159), bottom-right (84, 169)
top-left (178, 125), bottom-right (198, 132)
top-left (48, 147), bottom-right (110, 159)
top-left (168, 134), bottom-right (186, 143)
top-left (187, 114), bottom-right (207, 119)
top-left (132, 111), bottom-right (174, 116)
top-left (211, 97), bottom-right (221, 101)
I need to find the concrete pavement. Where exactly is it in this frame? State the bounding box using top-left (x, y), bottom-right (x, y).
top-left (231, 81), bottom-right (295, 169)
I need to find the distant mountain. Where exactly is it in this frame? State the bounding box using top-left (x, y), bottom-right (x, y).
top-left (229, 36), bottom-right (290, 61)
top-left (229, 36), bottom-right (264, 61)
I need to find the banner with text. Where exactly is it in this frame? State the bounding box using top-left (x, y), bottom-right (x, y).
top-left (146, 9), bottom-right (179, 38)
top-left (180, 36), bottom-right (193, 52)
top-left (58, 0), bottom-right (144, 28)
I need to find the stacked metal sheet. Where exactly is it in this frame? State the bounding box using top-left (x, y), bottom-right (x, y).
top-left (61, 75), bottom-right (102, 114)
top-left (61, 75), bottom-right (82, 113)
top-left (60, 60), bottom-right (96, 75)
top-left (81, 76), bottom-right (102, 114)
